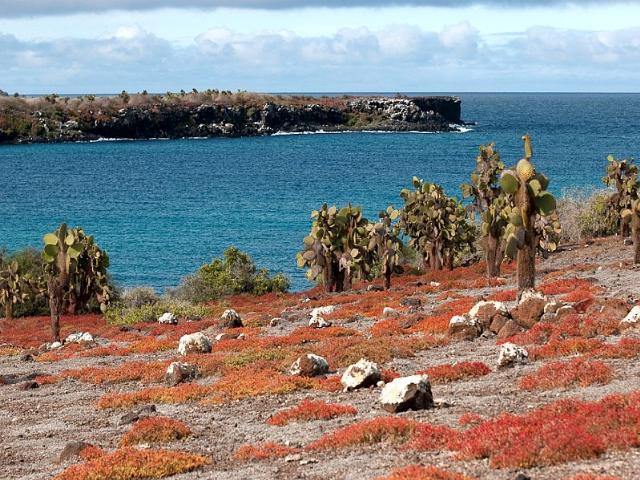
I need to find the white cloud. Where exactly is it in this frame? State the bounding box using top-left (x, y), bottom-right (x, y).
top-left (2, 23), bottom-right (640, 93)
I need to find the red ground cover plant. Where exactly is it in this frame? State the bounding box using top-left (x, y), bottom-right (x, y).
top-left (267, 399), bottom-right (357, 426)
top-left (450, 391), bottom-right (640, 468)
top-left (377, 465), bottom-right (475, 480)
top-left (59, 360), bottom-right (170, 384)
top-left (97, 383), bottom-right (213, 409)
top-left (410, 297), bottom-right (476, 334)
top-left (518, 357), bottom-right (612, 391)
top-left (53, 448), bottom-right (209, 480)
top-left (120, 417), bottom-right (191, 446)
top-left (306, 417), bottom-right (418, 450)
top-left (457, 413), bottom-right (483, 426)
top-left (233, 442), bottom-right (299, 461)
top-left (404, 423), bottom-right (459, 451)
top-left (487, 289), bottom-right (517, 302)
top-left (78, 445), bottom-right (105, 461)
top-left (528, 338), bottom-right (640, 361)
top-left (538, 277), bottom-right (598, 296)
top-left (419, 362), bottom-right (491, 384)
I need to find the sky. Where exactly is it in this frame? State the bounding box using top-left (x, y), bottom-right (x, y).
top-left (1, 1), bottom-right (640, 93)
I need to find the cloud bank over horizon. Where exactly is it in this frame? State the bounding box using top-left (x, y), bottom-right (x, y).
top-left (0, 0), bottom-right (636, 17)
top-left (2, 22), bottom-right (640, 93)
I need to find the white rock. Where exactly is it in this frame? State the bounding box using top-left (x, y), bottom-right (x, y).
top-left (310, 305), bottom-right (336, 318)
top-left (379, 375), bottom-right (434, 413)
top-left (341, 359), bottom-right (381, 391)
top-left (382, 307), bottom-right (400, 318)
top-left (177, 332), bottom-right (212, 355)
top-left (450, 314), bottom-right (477, 327)
top-left (468, 300), bottom-right (508, 319)
top-left (622, 305), bottom-right (640, 327)
top-left (519, 289), bottom-right (546, 304)
top-left (497, 342), bottom-right (529, 368)
top-left (269, 317), bottom-right (282, 327)
top-left (64, 332), bottom-right (94, 344)
top-left (288, 353), bottom-right (329, 377)
top-left (430, 281), bottom-right (441, 287)
top-left (309, 316), bottom-right (332, 328)
top-left (158, 312), bottom-right (178, 325)
top-left (49, 341), bottom-right (63, 350)
top-left (165, 362), bottom-right (199, 386)
top-left (220, 309), bottom-right (242, 327)
top-left (543, 301), bottom-right (561, 314)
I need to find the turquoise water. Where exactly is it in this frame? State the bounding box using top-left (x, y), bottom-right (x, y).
top-left (1, 93), bottom-right (639, 290)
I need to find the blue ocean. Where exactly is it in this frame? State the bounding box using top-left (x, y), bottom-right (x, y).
top-left (1, 93), bottom-right (639, 291)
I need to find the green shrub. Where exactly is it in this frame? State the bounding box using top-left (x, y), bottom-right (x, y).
top-left (0, 247), bottom-right (48, 317)
top-left (557, 189), bottom-right (618, 243)
top-left (105, 301), bottom-right (211, 325)
top-left (120, 287), bottom-right (160, 309)
top-left (171, 246), bottom-right (289, 302)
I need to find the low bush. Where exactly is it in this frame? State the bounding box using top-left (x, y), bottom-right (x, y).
top-left (518, 357), bottom-right (612, 391)
top-left (267, 399), bottom-right (357, 426)
top-left (170, 246), bottom-right (289, 303)
top-left (120, 417), bottom-right (191, 446)
top-left (307, 417), bottom-right (418, 450)
top-left (53, 448), bottom-right (209, 480)
top-left (377, 465), bottom-right (475, 480)
top-left (419, 362), bottom-right (491, 384)
top-left (119, 287), bottom-right (159, 309)
top-left (556, 189), bottom-right (618, 243)
top-left (105, 301), bottom-right (210, 325)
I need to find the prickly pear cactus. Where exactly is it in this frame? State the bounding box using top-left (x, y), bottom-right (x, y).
top-left (400, 177), bottom-right (476, 271)
top-left (297, 204), bottom-right (371, 292)
top-left (367, 206), bottom-right (403, 289)
top-left (603, 155), bottom-right (638, 237)
top-left (0, 261), bottom-right (31, 320)
top-left (461, 143), bottom-right (511, 277)
top-left (43, 224), bottom-right (111, 340)
top-left (499, 134), bottom-right (559, 292)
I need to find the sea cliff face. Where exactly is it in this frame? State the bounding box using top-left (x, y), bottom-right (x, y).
top-left (0, 93), bottom-right (462, 144)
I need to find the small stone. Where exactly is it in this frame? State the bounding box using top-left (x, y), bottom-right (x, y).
top-left (49, 341), bottom-right (63, 350)
top-left (519, 289), bottom-right (546, 303)
top-left (310, 305), bottom-right (336, 318)
top-left (285, 454), bottom-right (302, 463)
top-left (64, 332), bottom-right (94, 344)
top-left (430, 281), bottom-right (440, 287)
top-left (300, 458), bottom-right (318, 465)
top-left (555, 305), bottom-right (577, 319)
top-left (309, 316), bottom-right (332, 328)
top-left (624, 238), bottom-right (633, 246)
top-left (20, 353), bottom-right (34, 362)
top-left (383, 307), bottom-right (400, 318)
top-left (215, 332), bottom-right (244, 341)
top-left (177, 332), bottom-right (212, 355)
top-left (496, 320), bottom-right (524, 339)
top-left (539, 312), bottom-right (557, 323)
top-left (400, 297), bottom-right (421, 307)
top-left (448, 314), bottom-right (480, 340)
top-left (498, 343), bottom-right (529, 368)
top-left (341, 359), bottom-right (381, 391)
top-left (379, 375), bottom-right (434, 413)
top-left (269, 317), bottom-right (282, 327)
top-left (376, 380), bottom-right (385, 387)
top-left (289, 354), bottom-right (329, 377)
top-left (220, 309), bottom-right (243, 328)
top-left (621, 305), bottom-right (640, 328)
top-left (157, 312), bottom-right (178, 325)
top-left (119, 405), bottom-right (156, 426)
top-left (57, 441), bottom-right (93, 464)
top-left (366, 285), bottom-right (384, 292)
top-left (543, 301), bottom-right (561, 314)
top-left (17, 380), bottom-right (39, 390)
top-left (165, 362), bottom-right (199, 386)
top-left (469, 300), bottom-right (508, 319)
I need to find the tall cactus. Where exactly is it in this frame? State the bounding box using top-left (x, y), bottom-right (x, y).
top-left (461, 144), bottom-right (511, 277)
top-left (367, 206), bottom-right (403, 289)
top-left (499, 135), bottom-right (557, 292)
top-left (297, 204), bottom-right (371, 292)
top-left (0, 262), bottom-right (31, 320)
top-left (603, 155), bottom-right (637, 237)
top-left (43, 224), bottom-right (111, 341)
top-left (399, 178), bottom-right (476, 271)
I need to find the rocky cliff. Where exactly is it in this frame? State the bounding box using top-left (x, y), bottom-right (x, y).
top-left (0, 94), bottom-right (463, 144)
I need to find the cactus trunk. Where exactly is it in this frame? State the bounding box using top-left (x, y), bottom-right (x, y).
top-left (515, 185), bottom-right (536, 291)
top-left (633, 214), bottom-right (640, 264)
top-left (485, 233), bottom-right (503, 277)
top-left (384, 269), bottom-right (391, 290)
top-left (4, 302), bottom-right (13, 320)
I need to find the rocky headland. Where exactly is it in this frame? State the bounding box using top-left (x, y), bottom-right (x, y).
top-left (0, 92), bottom-right (463, 144)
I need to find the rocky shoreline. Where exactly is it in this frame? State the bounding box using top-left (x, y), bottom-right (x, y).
top-left (0, 94), bottom-right (463, 144)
